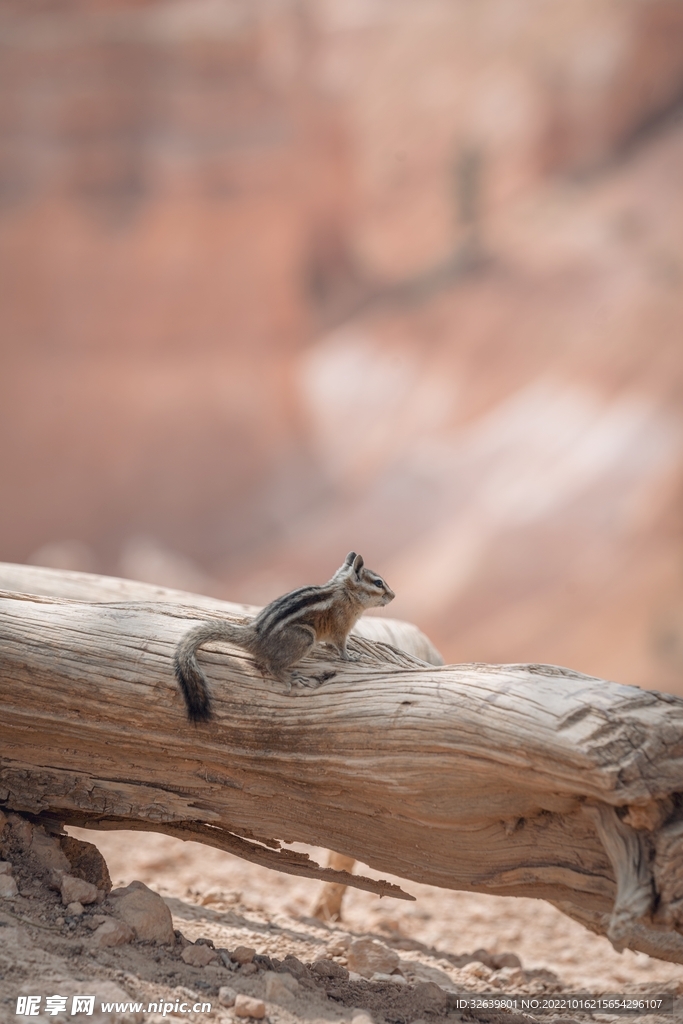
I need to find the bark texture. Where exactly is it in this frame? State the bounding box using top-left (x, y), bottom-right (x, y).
top-left (2, 563), bottom-right (683, 963)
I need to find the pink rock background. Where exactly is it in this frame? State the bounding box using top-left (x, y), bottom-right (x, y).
top-left (2, 0), bottom-right (683, 691)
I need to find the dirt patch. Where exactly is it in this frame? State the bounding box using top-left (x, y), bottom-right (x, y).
top-left (1, 819), bottom-right (681, 1023)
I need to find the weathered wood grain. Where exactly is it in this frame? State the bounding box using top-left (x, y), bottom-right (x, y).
top-left (2, 563), bottom-right (683, 963)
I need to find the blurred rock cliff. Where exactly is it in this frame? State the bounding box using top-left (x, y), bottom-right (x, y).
top-left (1, 0), bottom-right (683, 690)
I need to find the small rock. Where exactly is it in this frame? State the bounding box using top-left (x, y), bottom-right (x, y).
top-left (46, 868), bottom-right (66, 891)
top-left (218, 948), bottom-right (236, 969)
top-left (55, 916), bottom-right (64, 926)
top-left (59, 835), bottom-right (112, 892)
top-left (234, 994), bottom-right (266, 1019)
top-left (66, 901), bottom-right (84, 916)
top-left (311, 959), bottom-right (348, 980)
top-left (91, 917), bottom-right (135, 948)
top-left (347, 938), bottom-right (400, 979)
top-left (240, 962), bottom-right (257, 976)
top-left (400, 959), bottom-right (437, 984)
top-left (30, 828), bottom-right (70, 874)
top-left (175, 930), bottom-right (192, 948)
top-left (204, 964), bottom-right (229, 984)
top-left (371, 972), bottom-right (407, 985)
top-left (181, 943), bottom-right (218, 967)
top-left (108, 880), bottom-right (175, 944)
top-left (413, 980), bottom-right (448, 1011)
top-left (325, 934), bottom-right (351, 956)
top-left (471, 947), bottom-right (494, 968)
top-left (231, 945), bottom-right (256, 964)
top-left (265, 971), bottom-right (299, 1000)
top-left (218, 986), bottom-right (237, 1006)
top-left (61, 874), bottom-right (99, 906)
top-left (491, 952), bottom-right (522, 970)
top-left (0, 874), bottom-right (18, 899)
top-left (281, 954), bottom-right (307, 977)
top-left (351, 1013), bottom-right (374, 1024)
top-left (85, 914), bottom-right (107, 930)
top-left (461, 960), bottom-right (493, 980)
top-left (200, 887), bottom-right (224, 906)
top-left (0, 861), bottom-right (12, 875)
top-left (7, 814), bottom-right (33, 850)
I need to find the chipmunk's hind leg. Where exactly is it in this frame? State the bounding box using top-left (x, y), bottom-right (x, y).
top-left (263, 623), bottom-right (317, 689)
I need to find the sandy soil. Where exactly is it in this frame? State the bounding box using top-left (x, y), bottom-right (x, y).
top-left (2, 825), bottom-right (681, 1024)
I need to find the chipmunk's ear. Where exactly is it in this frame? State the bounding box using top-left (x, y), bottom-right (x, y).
top-left (352, 553), bottom-right (364, 574)
top-left (334, 552), bottom-right (358, 580)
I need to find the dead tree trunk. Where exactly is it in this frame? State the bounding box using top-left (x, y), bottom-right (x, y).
top-left (2, 563), bottom-right (683, 964)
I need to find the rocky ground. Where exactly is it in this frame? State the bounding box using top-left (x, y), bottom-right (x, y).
top-left (1, 812), bottom-right (682, 1024)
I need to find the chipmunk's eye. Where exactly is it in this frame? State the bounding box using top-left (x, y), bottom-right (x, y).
top-left (373, 578), bottom-right (384, 588)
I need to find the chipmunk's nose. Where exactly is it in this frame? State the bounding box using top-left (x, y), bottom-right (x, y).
top-left (382, 587), bottom-right (395, 604)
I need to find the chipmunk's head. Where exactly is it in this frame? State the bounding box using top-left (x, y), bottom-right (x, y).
top-left (336, 551), bottom-right (395, 608)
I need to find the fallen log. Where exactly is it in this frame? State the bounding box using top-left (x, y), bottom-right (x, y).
top-left (2, 563), bottom-right (683, 964)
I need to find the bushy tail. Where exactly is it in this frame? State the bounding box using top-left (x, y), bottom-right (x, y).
top-left (174, 620), bottom-right (252, 723)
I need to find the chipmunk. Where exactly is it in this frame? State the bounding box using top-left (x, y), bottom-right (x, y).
top-left (174, 551), bottom-right (395, 722)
